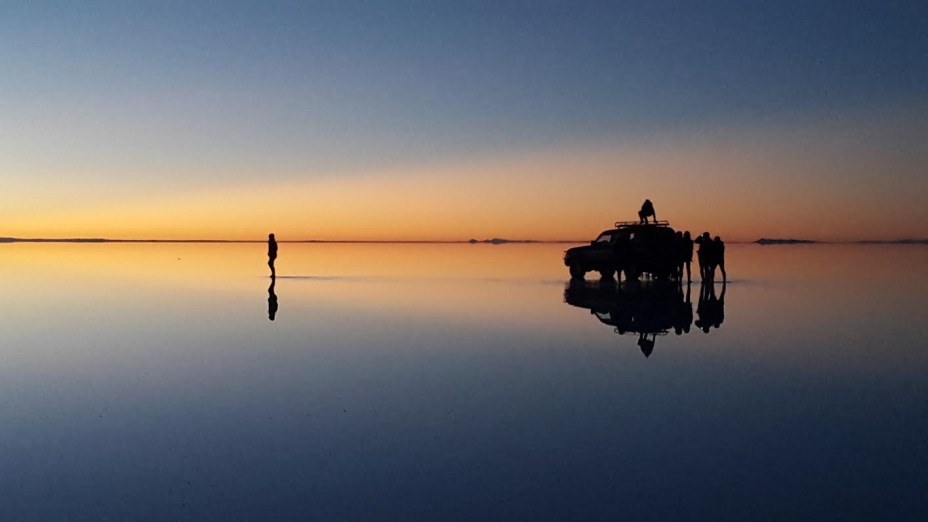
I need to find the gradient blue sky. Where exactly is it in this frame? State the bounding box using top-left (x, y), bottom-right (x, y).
top-left (2, 1), bottom-right (926, 239)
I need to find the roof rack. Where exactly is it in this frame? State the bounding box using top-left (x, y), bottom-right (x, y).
top-left (614, 220), bottom-right (671, 228)
top-left (614, 328), bottom-right (669, 336)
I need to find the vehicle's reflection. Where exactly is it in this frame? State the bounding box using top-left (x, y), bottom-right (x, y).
top-left (564, 279), bottom-right (724, 356)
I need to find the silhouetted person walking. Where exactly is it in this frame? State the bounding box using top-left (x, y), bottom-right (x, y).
top-left (638, 199), bottom-right (656, 224)
top-left (714, 236), bottom-right (727, 283)
top-left (268, 279), bottom-right (278, 321)
top-left (268, 233), bottom-right (278, 278)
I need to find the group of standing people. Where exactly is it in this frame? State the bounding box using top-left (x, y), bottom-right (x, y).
top-left (695, 232), bottom-right (726, 283)
top-left (637, 199), bottom-right (725, 284)
top-left (671, 230), bottom-right (726, 284)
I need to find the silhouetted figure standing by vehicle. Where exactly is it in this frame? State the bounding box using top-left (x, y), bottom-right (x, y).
top-left (681, 231), bottom-right (693, 283)
top-left (714, 236), bottom-right (727, 283)
top-left (674, 231), bottom-right (685, 281)
top-left (268, 233), bottom-right (278, 278)
top-left (268, 278), bottom-right (278, 321)
top-left (695, 232), bottom-right (713, 281)
top-left (613, 234), bottom-right (630, 282)
top-left (638, 199), bottom-right (656, 224)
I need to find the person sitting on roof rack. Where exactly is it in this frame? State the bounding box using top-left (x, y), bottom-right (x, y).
top-left (638, 199), bottom-right (656, 224)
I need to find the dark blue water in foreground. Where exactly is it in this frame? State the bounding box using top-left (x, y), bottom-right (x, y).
top-left (0, 243), bottom-right (925, 520)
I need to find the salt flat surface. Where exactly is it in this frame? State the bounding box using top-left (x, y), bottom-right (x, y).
top-left (0, 243), bottom-right (926, 520)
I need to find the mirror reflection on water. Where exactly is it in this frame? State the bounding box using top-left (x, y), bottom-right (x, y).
top-left (0, 243), bottom-right (925, 519)
top-left (565, 279), bottom-right (722, 357)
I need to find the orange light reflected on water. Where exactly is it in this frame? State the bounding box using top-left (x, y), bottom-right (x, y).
top-left (3, 242), bottom-right (928, 370)
top-left (0, 243), bottom-right (579, 332)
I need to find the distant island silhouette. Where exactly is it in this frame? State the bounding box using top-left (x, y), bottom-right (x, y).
top-left (754, 238), bottom-right (819, 245)
top-left (467, 238), bottom-right (540, 245)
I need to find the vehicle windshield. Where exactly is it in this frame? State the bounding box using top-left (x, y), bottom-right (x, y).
top-left (595, 232), bottom-right (612, 244)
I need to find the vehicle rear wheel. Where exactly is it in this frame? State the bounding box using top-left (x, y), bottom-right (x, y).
top-left (569, 262), bottom-right (586, 279)
top-left (624, 266), bottom-right (640, 281)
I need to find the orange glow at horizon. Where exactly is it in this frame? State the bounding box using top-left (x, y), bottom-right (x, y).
top-left (3, 114), bottom-right (927, 243)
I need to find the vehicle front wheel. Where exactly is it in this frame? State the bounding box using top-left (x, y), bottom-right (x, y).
top-left (569, 262), bottom-right (586, 279)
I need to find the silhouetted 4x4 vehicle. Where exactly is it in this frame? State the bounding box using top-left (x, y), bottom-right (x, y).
top-left (564, 221), bottom-right (679, 281)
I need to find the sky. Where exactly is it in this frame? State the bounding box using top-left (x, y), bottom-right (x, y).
top-left (1, 0), bottom-right (926, 241)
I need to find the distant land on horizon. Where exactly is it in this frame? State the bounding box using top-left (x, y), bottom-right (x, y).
top-left (754, 238), bottom-right (819, 245)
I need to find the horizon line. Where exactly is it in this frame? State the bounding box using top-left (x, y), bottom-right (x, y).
top-left (2, 236), bottom-right (927, 245)
top-left (0, 237), bottom-right (585, 245)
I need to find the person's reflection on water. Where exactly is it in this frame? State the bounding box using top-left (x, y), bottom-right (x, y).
top-left (696, 281), bottom-right (725, 332)
top-left (713, 281), bottom-right (725, 329)
top-left (637, 333), bottom-right (656, 357)
top-left (268, 279), bottom-right (278, 321)
top-left (673, 282), bottom-right (693, 335)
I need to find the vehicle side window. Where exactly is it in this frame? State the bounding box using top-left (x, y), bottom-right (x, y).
top-left (595, 233), bottom-right (612, 244)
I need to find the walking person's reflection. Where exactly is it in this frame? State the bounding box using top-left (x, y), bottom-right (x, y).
top-left (268, 279), bottom-right (278, 321)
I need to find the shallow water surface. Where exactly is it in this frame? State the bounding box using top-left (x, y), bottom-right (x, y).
top-left (0, 243), bottom-right (926, 520)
